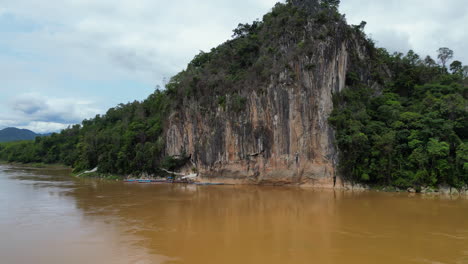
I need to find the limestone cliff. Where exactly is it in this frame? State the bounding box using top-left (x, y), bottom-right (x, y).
top-left (164, 0), bottom-right (381, 186)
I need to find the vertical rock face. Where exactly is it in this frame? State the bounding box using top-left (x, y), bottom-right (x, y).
top-left (165, 1), bottom-right (376, 186)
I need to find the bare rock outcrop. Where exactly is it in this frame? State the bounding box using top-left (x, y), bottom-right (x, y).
top-left (164, 0), bottom-right (381, 187)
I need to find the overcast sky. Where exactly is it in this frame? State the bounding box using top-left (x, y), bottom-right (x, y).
top-left (1, 0), bottom-right (467, 133)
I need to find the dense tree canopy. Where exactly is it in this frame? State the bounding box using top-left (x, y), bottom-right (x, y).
top-left (330, 49), bottom-right (468, 188)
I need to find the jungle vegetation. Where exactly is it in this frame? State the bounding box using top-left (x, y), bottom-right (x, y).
top-left (330, 48), bottom-right (467, 188)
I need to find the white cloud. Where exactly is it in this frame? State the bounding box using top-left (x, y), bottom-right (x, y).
top-left (9, 93), bottom-right (101, 123)
top-left (0, 119), bottom-right (18, 129)
top-left (341, 0), bottom-right (468, 62)
top-left (0, 93), bottom-right (101, 133)
top-left (0, 0), bottom-right (280, 85)
top-left (18, 122), bottom-right (71, 134)
top-left (371, 29), bottom-right (412, 53)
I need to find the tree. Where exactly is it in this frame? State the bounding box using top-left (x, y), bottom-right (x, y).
top-left (232, 21), bottom-right (260, 38)
top-left (424, 56), bottom-right (437, 67)
top-left (463, 66), bottom-right (468, 78)
top-left (405, 50), bottom-right (420, 66)
top-left (437, 47), bottom-right (454, 69)
top-left (450, 60), bottom-right (463, 75)
top-left (317, 0), bottom-right (341, 12)
top-left (353, 21), bottom-right (367, 32)
top-left (322, 0), bottom-right (340, 9)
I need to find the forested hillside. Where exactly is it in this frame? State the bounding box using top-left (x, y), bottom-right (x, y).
top-left (0, 127), bottom-right (43, 143)
top-left (329, 48), bottom-right (468, 188)
top-left (0, 0), bottom-right (467, 188)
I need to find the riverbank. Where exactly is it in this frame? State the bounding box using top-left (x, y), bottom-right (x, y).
top-left (0, 161), bottom-right (467, 195)
top-left (193, 175), bottom-right (468, 196)
top-left (0, 161), bottom-right (70, 170)
top-left (75, 171), bottom-right (123, 180)
top-left (369, 185), bottom-right (468, 196)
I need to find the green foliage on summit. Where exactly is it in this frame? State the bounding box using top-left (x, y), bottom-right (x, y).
top-left (165, 0), bottom-right (344, 109)
top-left (329, 48), bottom-right (468, 188)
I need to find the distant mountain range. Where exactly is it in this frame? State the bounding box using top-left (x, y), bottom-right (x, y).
top-left (0, 127), bottom-right (51, 143)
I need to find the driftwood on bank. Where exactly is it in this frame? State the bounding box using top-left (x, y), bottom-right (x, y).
top-left (160, 168), bottom-right (186, 176)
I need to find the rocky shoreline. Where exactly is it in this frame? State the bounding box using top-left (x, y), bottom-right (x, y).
top-left (1, 162), bottom-right (466, 196)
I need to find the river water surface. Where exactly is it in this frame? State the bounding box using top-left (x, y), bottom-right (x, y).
top-left (0, 164), bottom-right (467, 264)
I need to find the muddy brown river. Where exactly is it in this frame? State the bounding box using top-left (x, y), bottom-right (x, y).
top-left (0, 164), bottom-right (467, 264)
